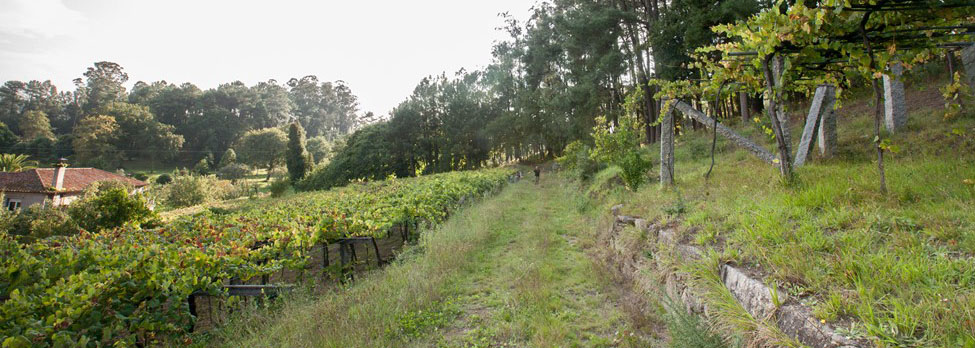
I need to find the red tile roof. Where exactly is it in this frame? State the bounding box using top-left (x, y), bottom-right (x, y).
top-left (0, 168), bottom-right (147, 194)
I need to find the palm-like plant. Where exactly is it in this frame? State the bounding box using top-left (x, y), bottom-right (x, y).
top-left (0, 154), bottom-right (38, 172)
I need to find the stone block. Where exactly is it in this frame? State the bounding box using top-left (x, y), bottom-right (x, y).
top-left (720, 265), bottom-right (780, 320)
top-left (883, 62), bottom-right (908, 133)
top-left (634, 218), bottom-right (649, 232)
top-left (611, 204), bottom-right (623, 216)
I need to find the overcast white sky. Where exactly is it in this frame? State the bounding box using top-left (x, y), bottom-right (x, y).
top-left (0, 0), bottom-right (533, 115)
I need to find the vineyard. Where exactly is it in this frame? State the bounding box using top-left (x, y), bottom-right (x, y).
top-left (0, 169), bottom-right (512, 347)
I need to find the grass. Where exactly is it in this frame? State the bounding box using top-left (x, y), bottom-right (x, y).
top-left (198, 176), bottom-right (658, 347)
top-left (597, 76), bottom-right (975, 346)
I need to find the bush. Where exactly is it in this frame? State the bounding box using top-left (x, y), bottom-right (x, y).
top-left (0, 205), bottom-right (76, 242)
top-left (591, 115), bottom-right (640, 165)
top-left (67, 181), bottom-right (157, 232)
top-left (163, 175), bottom-right (214, 207)
top-left (217, 163), bottom-right (250, 182)
top-left (619, 150), bottom-right (652, 190)
top-left (588, 115), bottom-right (649, 189)
top-left (557, 141), bottom-right (600, 182)
top-left (133, 172), bottom-right (149, 181)
top-left (159, 175), bottom-right (240, 208)
top-left (194, 158), bottom-right (211, 175)
top-left (269, 177), bottom-right (292, 198)
top-left (155, 173), bottom-right (173, 185)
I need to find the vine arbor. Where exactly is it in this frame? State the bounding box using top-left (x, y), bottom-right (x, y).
top-left (654, 0), bottom-right (975, 192)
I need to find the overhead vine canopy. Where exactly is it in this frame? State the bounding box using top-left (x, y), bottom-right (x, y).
top-left (651, 0), bottom-right (975, 187)
top-left (695, 0), bottom-right (975, 97)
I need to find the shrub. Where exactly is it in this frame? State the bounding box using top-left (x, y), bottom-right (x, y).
top-left (219, 148), bottom-right (237, 168)
top-left (164, 175), bottom-right (214, 207)
top-left (587, 115), bottom-right (650, 189)
top-left (619, 150), bottom-right (652, 190)
top-left (269, 177), bottom-right (292, 198)
top-left (133, 172), bottom-right (149, 181)
top-left (159, 175), bottom-right (241, 208)
top-left (0, 205), bottom-right (76, 242)
top-left (67, 181), bottom-right (157, 232)
top-left (193, 158), bottom-right (211, 175)
top-left (217, 163), bottom-right (250, 182)
top-left (591, 115), bottom-right (640, 165)
top-left (155, 173), bottom-right (173, 185)
top-left (558, 141), bottom-right (600, 182)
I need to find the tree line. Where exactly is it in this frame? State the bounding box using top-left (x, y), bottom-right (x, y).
top-left (308, 0), bottom-right (768, 188)
top-left (0, 62), bottom-right (371, 169)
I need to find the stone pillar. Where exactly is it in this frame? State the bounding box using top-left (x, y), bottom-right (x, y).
top-left (883, 62), bottom-right (907, 133)
top-left (963, 43), bottom-right (975, 96)
top-left (817, 105), bottom-right (837, 158)
top-left (659, 100), bottom-right (675, 187)
top-left (794, 85), bottom-right (836, 167)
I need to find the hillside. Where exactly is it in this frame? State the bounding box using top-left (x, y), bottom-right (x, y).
top-left (201, 73), bottom-right (974, 347)
top-left (591, 74), bottom-right (975, 346)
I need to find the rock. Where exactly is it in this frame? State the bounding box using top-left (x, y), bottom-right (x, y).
top-left (616, 215), bottom-right (638, 226)
top-left (720, 265), bottom-right (780, 320)
top-left (883, 62), bottom-right (908, 133)
top-left (658, 228), bottom-right (677, 246)
top-left (778, 304), bottom-right (862, 347)
top-left (634, 218), bottom-right (649, 232)
top-left (611, 204), bottom-right (623, 216)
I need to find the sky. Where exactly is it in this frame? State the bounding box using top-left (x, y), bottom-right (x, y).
top-left (0, 0), bottom-right (533, 116)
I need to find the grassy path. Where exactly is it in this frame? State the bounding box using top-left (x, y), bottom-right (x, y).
top-left (207, 176), bottom-right (658, 347)
top-left (416, 177), bottom-right (656, 347)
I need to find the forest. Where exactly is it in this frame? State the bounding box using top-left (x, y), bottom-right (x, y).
top-left (304, 0), bottom-right (774, 188)
top-left (0, 62), bottom-right (370, 170)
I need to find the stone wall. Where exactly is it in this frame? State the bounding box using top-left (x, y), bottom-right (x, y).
top-left (600, 206), bottom-right (865, 347)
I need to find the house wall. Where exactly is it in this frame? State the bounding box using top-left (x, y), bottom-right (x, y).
top-left (57, 194), bottom-right (81, 206)
top-left (3, 192), bottom-right (51, 209)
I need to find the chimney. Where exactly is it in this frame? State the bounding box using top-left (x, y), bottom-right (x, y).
top-left (52, 158), bottom-right (68, 191)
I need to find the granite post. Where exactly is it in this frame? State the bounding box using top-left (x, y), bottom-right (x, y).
top-left (660, 100), bottom-right (675, 187)
top-left (963, 43), bottom-right (975, 96)
top-left (795, 85), bottom-right (836, 167)
top-left (883, 62), bottom-right (907, 133)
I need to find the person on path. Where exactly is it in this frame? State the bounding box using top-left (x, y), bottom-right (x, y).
top-left (533, 165), bottom-right (540, 185)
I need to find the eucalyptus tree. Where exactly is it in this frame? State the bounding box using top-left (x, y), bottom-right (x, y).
top-left (76, 61), bottom-right (129, 114)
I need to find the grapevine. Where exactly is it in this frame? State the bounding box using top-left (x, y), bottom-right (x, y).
top-left (0, 169), bottom-right (513, 347)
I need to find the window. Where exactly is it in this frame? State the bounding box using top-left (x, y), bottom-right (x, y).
top-left (6, 199), bottom-right (21, 211)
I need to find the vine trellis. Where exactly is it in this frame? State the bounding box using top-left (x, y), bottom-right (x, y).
top-left (651, 0), bottom-right (975, 192)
